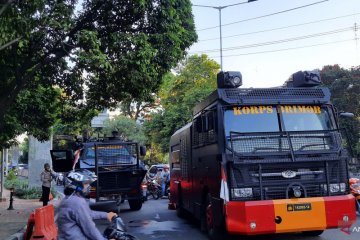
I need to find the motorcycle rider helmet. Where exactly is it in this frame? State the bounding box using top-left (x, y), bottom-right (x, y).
top-left (64, 169), bottom-right (97, 195)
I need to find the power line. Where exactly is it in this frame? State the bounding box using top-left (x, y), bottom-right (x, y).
top-left (197, 0), bottom-right (329, 32)
top-left (206, 39), bottom-right (354, 58)
top-left (191, 26), bottom-right (354, 54)
top-left (199, 12), bottom-right (360, 42)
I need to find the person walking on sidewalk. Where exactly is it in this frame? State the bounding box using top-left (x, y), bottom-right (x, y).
top-left (40, 163), bottom-right (57, 206)
top-left (57, 169), bottom-right (118, 240)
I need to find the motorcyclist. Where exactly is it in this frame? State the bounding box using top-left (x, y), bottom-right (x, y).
top-left (57, 169), bottom-right (119, 240)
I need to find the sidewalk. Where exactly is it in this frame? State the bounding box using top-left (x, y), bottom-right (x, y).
top-left (0, 188), bottom-right (61, 240)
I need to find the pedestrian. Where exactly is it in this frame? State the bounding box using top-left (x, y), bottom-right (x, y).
top-left (159, 166), bottom-right (170, 197)
top-left (72, 138), bottom-right (84, 170)
top-left (57, 169), bottom-right (119, 240)
top-left (40, 163), bottom-right (57, 206)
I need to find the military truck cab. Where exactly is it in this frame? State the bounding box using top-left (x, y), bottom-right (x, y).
top-left (50, 137), bottom-right (147, 211)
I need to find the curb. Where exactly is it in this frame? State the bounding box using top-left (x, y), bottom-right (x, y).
top-left (6, 232), bottom-right (24, 240)
top-left (5, 225), bottom-right (26, 240)
top-left (5, 190), bottom-right (64, 240)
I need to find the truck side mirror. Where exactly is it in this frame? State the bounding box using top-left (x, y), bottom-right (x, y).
top-left (140, 146), bottom-right (147, 156)
top-left (339, 112), bottom-right (354, 118)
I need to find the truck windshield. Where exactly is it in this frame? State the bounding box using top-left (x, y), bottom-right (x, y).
top-left (224, 105), bottom-right (334, 137)
top-left (281, 105), bottom-right (334, 131)
top-left (224, 106), bottom-right (279, 136)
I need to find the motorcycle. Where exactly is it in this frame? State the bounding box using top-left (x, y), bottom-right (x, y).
top-left (146, 179), bottom-right (162, 200)
top-left (104, 216), bottom-right (138, 240)
top-left (349, 178), bottom-right (360, 214)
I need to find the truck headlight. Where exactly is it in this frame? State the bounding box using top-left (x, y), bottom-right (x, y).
top-left (232, 188), bottom-right (253, 198)
top-left (339, 183), bottom-right (346, 192)
top-left (330, 184), bottom-right (340, 193)
top-left (321, 183), bottom-right (346, 193)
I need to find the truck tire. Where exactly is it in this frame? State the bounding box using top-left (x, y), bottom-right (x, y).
top-left (176, 206), bottom-right (186, 218)
top-left (201, 194), bottom-right (226, 240)
top-left (175, 186), bottom-right (186, 218)
top-left (128, 199), bottom-right (142, 211)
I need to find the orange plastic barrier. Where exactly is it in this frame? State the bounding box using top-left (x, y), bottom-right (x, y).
top-left (24, 213), bottom-right (35, 240)
top-left (26, 204), bottom-right (57, 240)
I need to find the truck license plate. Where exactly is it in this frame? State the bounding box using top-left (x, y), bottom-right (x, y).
top-left (287, 203), bottom-right (312, 212)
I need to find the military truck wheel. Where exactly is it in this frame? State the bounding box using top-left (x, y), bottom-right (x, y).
top-left (128, 199), bottom-right (142, 211)
top-left (176, 206), bottom-right (186, 218)
top-left (201, 194), bottom-right (226, 240)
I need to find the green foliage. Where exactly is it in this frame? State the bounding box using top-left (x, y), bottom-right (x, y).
top-left (143, 144), bottom-right (169, 165)
top-left (0, 86), bottom-right (61, 148)
top-left (0, 0), bottom-right (197, 148)
top-left (4, 178), bottom-right (56, 199)
top-left (4, 178), bottom-right (42, 199)
top-left (102, 115), bottom-right (147, 144)
top-left (144, 54), bottom-right (220, 153)
top-left (6, 170), bottom-right (17, 181)
top-left (320, 65), bottom-right (360, 157)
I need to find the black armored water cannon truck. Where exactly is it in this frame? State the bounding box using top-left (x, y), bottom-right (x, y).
top-left (50, 132), bottom-right (147, 211)
top-left (168, 70), bottom-right (356, 239)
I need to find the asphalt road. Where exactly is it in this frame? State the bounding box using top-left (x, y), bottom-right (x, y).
top-left (92, 198), bottom-right (360, 240)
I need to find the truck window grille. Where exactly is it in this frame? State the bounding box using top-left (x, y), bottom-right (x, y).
top-left (95, 143), bottom-right (138, 165)
top-left (180, 137), bottom-right (189, 179)
top-left (229, 130), bottom-right (342, 159)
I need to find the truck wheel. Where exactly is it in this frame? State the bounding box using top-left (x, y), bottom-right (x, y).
top-left (201, 194), bottom-right (225, 240)
top-left (128, 199), bottom-right (142, 211)
top-left (176, 206), bottom-right (186, 218)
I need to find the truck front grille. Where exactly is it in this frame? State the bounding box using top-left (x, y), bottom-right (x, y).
top-left (230, 160), bottom-right (349, 201)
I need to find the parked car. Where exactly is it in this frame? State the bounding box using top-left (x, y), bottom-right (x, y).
top-left (17, 164), bottom-right (28, 170)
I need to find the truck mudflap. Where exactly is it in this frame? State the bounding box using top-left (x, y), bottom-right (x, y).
top-left (225, 195), bottom-right (356, 235)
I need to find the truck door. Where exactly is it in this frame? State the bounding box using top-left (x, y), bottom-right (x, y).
top-left (50, 150), bottom-right (74, 172)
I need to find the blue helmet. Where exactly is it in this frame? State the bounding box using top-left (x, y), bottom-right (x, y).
top-left (64, 169), bottom-right (97, 192)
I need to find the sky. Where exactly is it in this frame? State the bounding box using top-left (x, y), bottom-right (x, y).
top-left (189, 0), bottom-right (360, 88)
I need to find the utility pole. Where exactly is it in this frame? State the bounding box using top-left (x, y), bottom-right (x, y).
top-left (193, 0), bottom-right (258, 71)
top-left (0, 149), bottom-right (4, 201)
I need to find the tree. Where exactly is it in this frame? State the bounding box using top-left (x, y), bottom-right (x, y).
top-left (0, 0), bottom-right (197, 148)
top-left (320, 65), bottom-right (360, 157)
top-left (144, 54), bottom-right (220, 153)
top-left (102, 115), bottom-right (146, 144)
top-left (117, 94), bottom-right (161, 121)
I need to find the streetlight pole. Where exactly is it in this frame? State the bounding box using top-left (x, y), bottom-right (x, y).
top-left (193, 0), bottom-right (258, 71)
